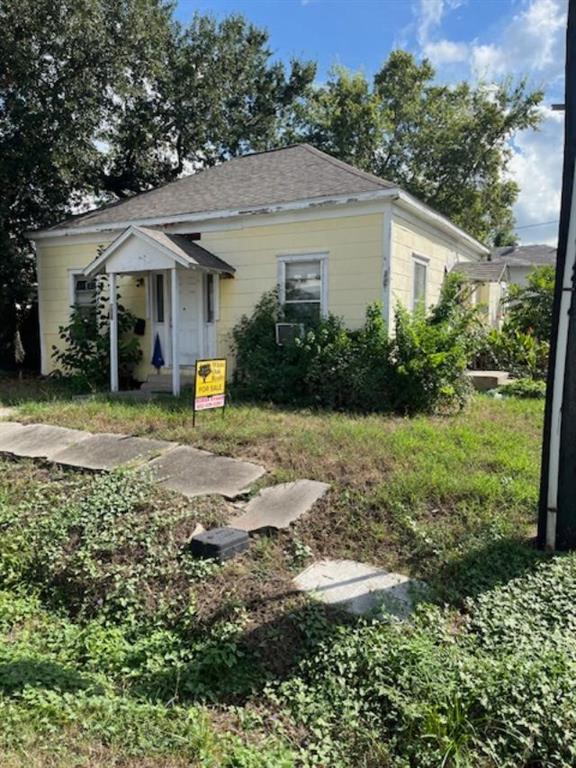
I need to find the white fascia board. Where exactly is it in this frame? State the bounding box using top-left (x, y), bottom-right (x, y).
top-left (27, 188), bottom-right (401, 241)
top-left (83, 225), bottom-right (191, 277)
top-left (395, 191), bottom-right (489, 257)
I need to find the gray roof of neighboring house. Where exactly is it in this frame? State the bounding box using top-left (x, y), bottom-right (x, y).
top-left (450, 261), bottom-right (509, 282)
top-left (490, 244), bottom-right (557, 267)
top-left (42, 144), bottom-right (396, 234)
top-left (140, 228), bottom-right (235, 274)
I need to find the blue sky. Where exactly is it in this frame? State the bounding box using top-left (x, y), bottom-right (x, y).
top-left (176, 0), bottom-right (568, 245)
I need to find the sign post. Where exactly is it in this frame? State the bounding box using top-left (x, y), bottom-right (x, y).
top-left (193, 358), bottom-right (227, 426)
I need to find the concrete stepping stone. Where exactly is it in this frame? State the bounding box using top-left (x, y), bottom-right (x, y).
top-left (229, 480), bottom-right (330, 532)
top-left (51, 433), bottom-right (173, 470)
top-left (148, 445), bottom-right (265, 499)
top-left (0, 423), bottom-right (93, 461)
top-left (294, 559), bottom-right (424, 618)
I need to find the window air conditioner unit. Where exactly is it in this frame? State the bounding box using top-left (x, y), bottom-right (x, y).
top-left (275, 323), bottom-right (305, 346)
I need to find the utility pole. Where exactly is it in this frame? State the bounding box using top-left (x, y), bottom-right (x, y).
top-left (538, 0), bottom-right (576, 550)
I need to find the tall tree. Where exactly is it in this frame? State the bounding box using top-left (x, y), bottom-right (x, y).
top-left (0, 1), bottom-right (315, 364)
top-left (299, 51), bottom-right (543, 244)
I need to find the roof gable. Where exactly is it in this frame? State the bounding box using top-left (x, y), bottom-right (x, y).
top-left (84, 226), bottom-right (235, 277)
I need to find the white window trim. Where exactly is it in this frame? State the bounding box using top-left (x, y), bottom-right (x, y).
top-left (68, 268), bottom-right (98, 311)
top-left (412, 253), bottom-right (429, 311)
top-left (277, 252), bottom-right (329, 318)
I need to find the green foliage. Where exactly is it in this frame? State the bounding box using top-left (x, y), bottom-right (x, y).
top-left (504, 265), bottom-right (556, 342)
top-left (477, 327), bottom-right (549, 380)
top-left (498, 378), bottom-right (547, 399)
top-left (52, 290), bottom-right (142, 391)
top-left (296, 51), bottom-right (542, 244)
top-left (1, 0), bottom-right (314, 364)
top-left (232, 276), bottom-right (482, 414)
top-left (277, 553), bottom-right (576, 767)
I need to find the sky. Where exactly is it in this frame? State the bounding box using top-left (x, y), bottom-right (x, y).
top-left (175, 0), bottom-right (568, 246)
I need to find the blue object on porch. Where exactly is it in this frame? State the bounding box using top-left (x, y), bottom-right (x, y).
top-left (152, 334), bottom-right (165, 371)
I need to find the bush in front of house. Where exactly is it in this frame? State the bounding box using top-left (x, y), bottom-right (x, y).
top-left (231, 275), bottom-right (482, 414)
top-left (53, 293), bottom-right (142, 391)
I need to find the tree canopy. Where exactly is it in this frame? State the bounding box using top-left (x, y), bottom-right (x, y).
top-left (298, 51), bottom-right (543, 243)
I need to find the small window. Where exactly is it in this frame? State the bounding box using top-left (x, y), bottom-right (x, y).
top-left (280, 257), bottom-right (325, 323)
top-left (412, 257), bottom-right (428, 310)
top-left (155, 274), bottom-right (165, 323)
top-left (205, 274), bottom-right (214, 323)
top-left (73, 275), bottom-right (97, 314)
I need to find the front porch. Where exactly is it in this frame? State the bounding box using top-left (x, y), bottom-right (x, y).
top-left (83, 226), bottom-right (235, 395)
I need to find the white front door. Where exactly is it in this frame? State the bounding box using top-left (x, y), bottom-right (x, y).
top-left (177, 269), bottom-right (201, 366)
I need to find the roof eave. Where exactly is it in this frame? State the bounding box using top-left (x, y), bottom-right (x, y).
top-left (395, 191), bottom-right (489, 256)
top-left (26, 189), bottom-right (401, 241)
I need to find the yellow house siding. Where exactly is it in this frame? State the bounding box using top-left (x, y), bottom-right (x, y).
top-left (202, 212), bottom-right (384, 359)
top-left (389, 211), bottom-right (474, 320)
top-left (37, 239), bottom-right (150, 378)
top-left (36, 211), bottom-right (384, 379)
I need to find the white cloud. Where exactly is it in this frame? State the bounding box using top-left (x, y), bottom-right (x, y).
top-left (423, 39), bottom-right (469, 65)
top-left (413, 0), bottom-right (566, 243)
top-left (509, 106), bottom-right (563, 245)
top-left (471, 0), bottom-right (566, 81)
top-left (416, 0), bottom-right (464, 46)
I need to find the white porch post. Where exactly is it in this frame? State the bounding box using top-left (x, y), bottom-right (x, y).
top-left (109, 272), bottom-right (119, 393)
top-left (171, 267), bottom-right (181, 396)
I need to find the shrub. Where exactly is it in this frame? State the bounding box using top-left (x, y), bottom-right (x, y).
top-left (476, 327), bottom-right (549, 380)
top-left (498, 378), bottom-right (547, 399)
top-left (232, 275), bottom-right (482, 414)
top-left (52, 289), bottom-right (142, 391)
top-left (504, 264), bottom-right (555, 342)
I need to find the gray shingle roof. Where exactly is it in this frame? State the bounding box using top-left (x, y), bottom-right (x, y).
top-left (450, 261), bottom-right (509, 282)
top-left (140, 228), bottom-right (235, 274)
top-left (46, 144), bottom-right (396, 233)
top-left (490, 244), bottom-right (557, 267)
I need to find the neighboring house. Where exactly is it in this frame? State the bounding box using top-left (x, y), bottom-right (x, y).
top-left (451, 260), bottom-right (510, 328)
top-left (28, 144), bottom-right (488, 394)
top-left (450, 243), bottom-right (557, 328)
top-left (490, 244), bottom-right (557, 286)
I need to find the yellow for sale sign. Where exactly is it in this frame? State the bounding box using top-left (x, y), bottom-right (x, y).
top-left (194, 358), bottom-right (227, 411)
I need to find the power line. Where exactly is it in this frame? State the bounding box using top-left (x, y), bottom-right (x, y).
top-left (515, 219), bottom-right (559, 230)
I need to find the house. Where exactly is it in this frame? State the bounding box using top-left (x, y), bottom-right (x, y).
top-left (449, 243), bottom-right (557, 328)
top-left (450, 260), bottom-right (510, 328)
top-left (490, 243), bottom-right (556, 286)
top-left (28, 144), bottom-right (489, 394)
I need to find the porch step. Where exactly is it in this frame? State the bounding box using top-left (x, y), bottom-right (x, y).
top-left (141, 372), bottom-right (195, 393)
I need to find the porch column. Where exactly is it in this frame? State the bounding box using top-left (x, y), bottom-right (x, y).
top-left (171, 267), bottom-right (181, 396)
top-left (109, 272), bottom-right (119, 393)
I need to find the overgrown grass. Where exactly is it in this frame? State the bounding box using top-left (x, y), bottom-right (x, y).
top-left (16, 390), bottom-right (544, 602)
top-left (0, 378), bottom-right (559, 765)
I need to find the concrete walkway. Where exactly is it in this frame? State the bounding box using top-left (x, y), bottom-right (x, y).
top-left (0, 421), bottom-right (265, 499)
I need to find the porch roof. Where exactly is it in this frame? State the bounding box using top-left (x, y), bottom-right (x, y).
top-left (84, 225), bottom-right (236, 277)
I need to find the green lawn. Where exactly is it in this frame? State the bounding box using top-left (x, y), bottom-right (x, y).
top-left (0, 377), bottom-right (564, 766)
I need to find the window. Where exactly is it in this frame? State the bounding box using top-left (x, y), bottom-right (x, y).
top-left (412, 256), bottom-right (428, 310)
top-left (279, 255), bottom-right (326, 322)
top-left (72, 274), bottom-right (97, 314)
top-left (155, 274), bottom-right (165, 323)
top-left (205, 273), bottom-right (215, 323)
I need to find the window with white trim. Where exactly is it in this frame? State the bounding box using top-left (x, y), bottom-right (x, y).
top-left (71, 273), bottom-right (97, 315)
top-left (412, 255), bottom-right (428, 310)
top-left (278, 255), bottom-right (327, 323)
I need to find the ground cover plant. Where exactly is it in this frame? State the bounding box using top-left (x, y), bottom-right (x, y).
top-left (1, 380), bottom-right (569, 766)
